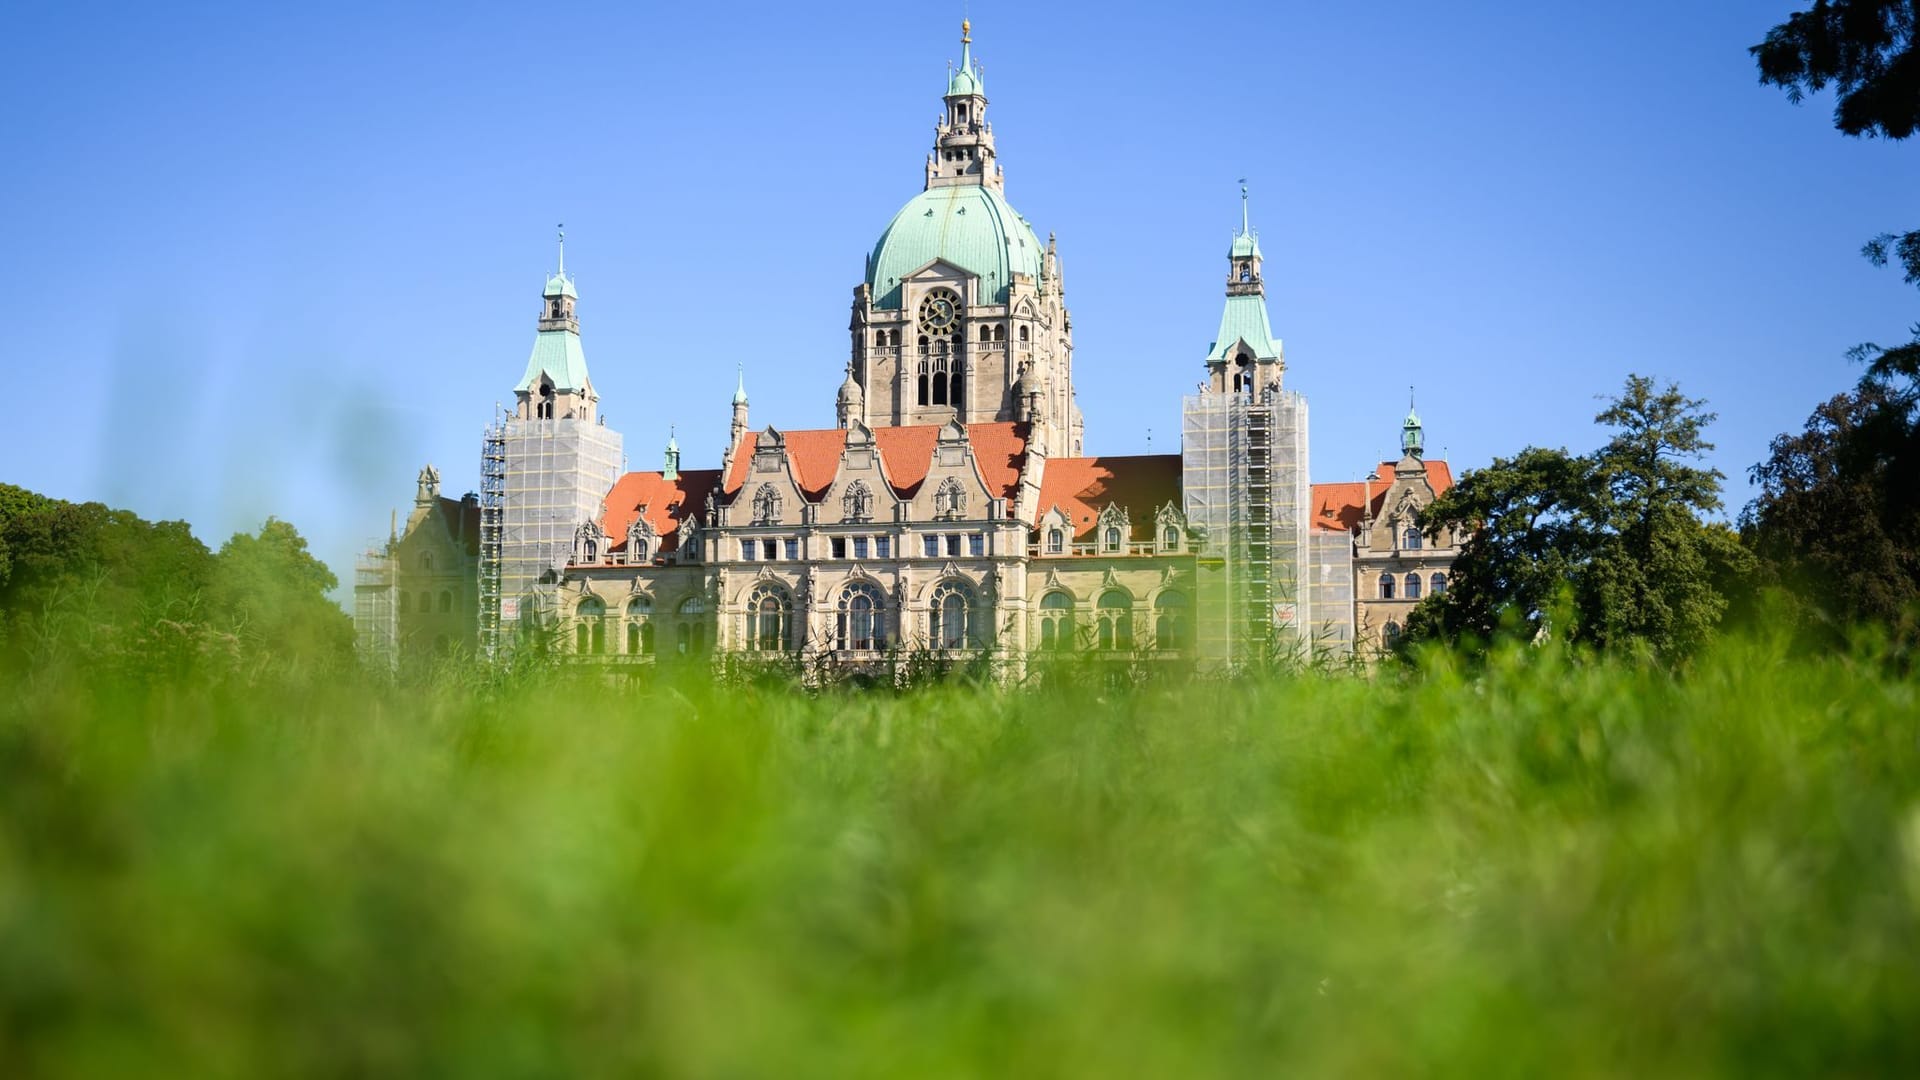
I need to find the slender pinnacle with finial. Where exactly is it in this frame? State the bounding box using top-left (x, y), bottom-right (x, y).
top-left (1239, 180), bottom-right (1250, 235)
top-left (557, 223), bottom-right (566, 275)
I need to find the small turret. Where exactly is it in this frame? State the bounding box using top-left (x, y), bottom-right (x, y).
top-left (730, 365), bottom-right (750, 448)
top-left (1402, 392), bottom-right (1424, 459)
top-left (836, 363), bottom-right (864, 428)
top-left (663, 427), bottom-right (681, 481)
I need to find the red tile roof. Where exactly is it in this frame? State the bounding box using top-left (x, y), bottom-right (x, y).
top-left (721, 422), bottom-right (1029, 502)
top-left (1034, 454), bottom-right (1183, 540)
top-left (599, 468), bottom-right (721, 554)
top-left (1310, 460), bottom-right (1456, 534)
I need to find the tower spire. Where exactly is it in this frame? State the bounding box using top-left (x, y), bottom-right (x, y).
top-left (930, 19), bottom-right (998, 190)
top-left (556, 223), bottom-right (565, 275)
top-left (1239, 180), bottom-right (1250, 237)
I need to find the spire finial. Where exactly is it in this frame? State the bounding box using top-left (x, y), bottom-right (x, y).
top-left (1238, 179), bottom-right (1249, 236)
top-left (556, 223), bottom-right (566, 275)
top-left (733, 362), bottom-right (748, 405)
top-left (962, 18), bottom-right (971, 44)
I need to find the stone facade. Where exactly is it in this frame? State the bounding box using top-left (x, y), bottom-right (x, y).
top-left (354, 22), bottom-right (1457, 674)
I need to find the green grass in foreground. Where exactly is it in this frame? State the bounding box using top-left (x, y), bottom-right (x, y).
top-left (2, 639), bottom-right (1919, 1077)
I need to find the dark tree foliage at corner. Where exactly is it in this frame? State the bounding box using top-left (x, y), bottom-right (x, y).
top-left (1742, 358), bottom-right (1920, 634)
top-left (0, 485), bottom-right (352, 680)
top-left (209, 517), bottom-right (355, 672)
top-left (1754, 1), bottom-right (1920, 287)
top-left (1404, 376), bottom-right (1750, 662)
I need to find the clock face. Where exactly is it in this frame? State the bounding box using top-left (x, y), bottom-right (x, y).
top-left (918, 289), bottom-right (961, 336)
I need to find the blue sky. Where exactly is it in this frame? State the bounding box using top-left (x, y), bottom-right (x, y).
top-left (2, 1), bottom-right (1913, 591)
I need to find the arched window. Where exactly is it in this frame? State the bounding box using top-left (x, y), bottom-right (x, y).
top-left (1431, 572), bottom-right (1447, 596)
top-left (931, 362), bottom-right (948, 405)
top-left (398, 591), bottom-right (411, 614)
top-left (1018, 325), bottom-right (1029, 342)
top-left (993, 325), bottom-right (1005, 342)
top-left (1046, 528), bottom-right (1065, 554)
top-left (577, 596), bottom-right (606, 655)
top-left (747, 584), bottom-right (792, 652)
top-left (949, 365), bottom-right (962, 405)
top-left (890, 330), bottom-right (900, 347)
top-left (1039, 591), bottom-right (1073, 650)
top-left (1403, 527), bottom-right (1423, 550)
top-left (628, 540), bottom-right (649, 565)
top-left (875, 329), bottom-right (887, 347)
top-left (837, 582), bottom-right (886, 651)
top-left (1163, 525), bottom-right (1178, 548)
top-left (1154, 591), bottom-right (1189, 651)
top-left (677, 597), bottom-right (706, 655)
top-left (980, 325), bottom-right (991, 343)
top-left (1383, 621), bottom-right (1403, 648)
top-left (917, 358), bottom-right (930, 406)
top-left (1405, 573), bottom-right (1422, 600)
top-left (1104, 526), bottom-right (1122, 551)
top-left (626, 597), bottom-right (653, 654)
top-left (537, 384), bottom-right (556, 420)
top-left (929, 580), bottom-right (974, 650)
top-left (1379, 573), bottom-right (1395, 600)
top-left (419, 551), bottom-right (433, 571)
top-left (439, 591), bottom-right (452, 613)
top-left (1097, 590), bottom-right (1133, 650)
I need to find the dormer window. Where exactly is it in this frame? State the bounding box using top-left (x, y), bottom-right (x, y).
top-left (1046, 528), bottom-right (1064, 554)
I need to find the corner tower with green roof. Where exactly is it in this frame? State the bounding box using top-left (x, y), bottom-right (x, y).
top-left (844, 21), bottom-right (1082, 458)
top-left (492, 229), bottom-right (624, 633)
top-left (1182, 189), bottom-right (1313, 666)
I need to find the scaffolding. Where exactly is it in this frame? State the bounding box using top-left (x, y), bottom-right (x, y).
top-left (481, 411), bottom-right (624, 659)
top-left (1181, 386), bottom-right (1310, 670)
top-left (478, 408), bottom-right (507, 662)
top-left (352, 541), bottom-right (398, 672)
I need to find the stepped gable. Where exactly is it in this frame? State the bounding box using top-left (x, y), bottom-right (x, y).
top-left (721, 422), bottom-right (1029, 501)
top-left (1310, 460), bottom-right (1455, 533)
top-left (599, 468), bottom-right (721, 554)
top-left (1034, 454), bottom-right (1183, 541)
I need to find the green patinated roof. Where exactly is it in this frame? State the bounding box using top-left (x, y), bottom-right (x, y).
top-left (867, 184), bottom-right (1044, 309)
top-left (949, 35), bottom-right (983, 96)
top-left (544, 272), bottom-right (576, 299)
top-left (1206, 294), bottom-right (1283, 364)
top-left (515, 329), bottom-right (591, 393)
top-left (1230, 230), bottom-right (1263, 259)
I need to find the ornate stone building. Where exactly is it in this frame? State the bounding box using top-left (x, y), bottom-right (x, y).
top-left (353, 22), bottom-right (1456, 672)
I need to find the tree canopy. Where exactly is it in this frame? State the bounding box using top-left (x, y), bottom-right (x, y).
top-left (1754, 2), bottom-right (1920, 288)
top-left (1404, 376), bottom-right (1750, 662)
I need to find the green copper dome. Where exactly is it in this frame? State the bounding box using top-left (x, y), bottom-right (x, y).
top-left (866, 184), bottom-right (1044, 310)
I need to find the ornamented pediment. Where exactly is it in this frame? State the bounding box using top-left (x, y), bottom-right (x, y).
top-left (938, 417), bottom-right (969, 444)
top-left (1154, 501), bottom-right (1186, 528)
top-left (846, 420), bottom-right (874, 448)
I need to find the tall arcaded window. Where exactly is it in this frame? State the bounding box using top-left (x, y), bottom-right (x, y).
top-left (677, 597), bottom-right (706, 655)
top-left (1097, 590), bottom-right (1133, 650)
top-left (1153, 591), bottom-right (1189, 651)
top-left (837, 582), bottom-right (886, 651)
top-left (576, 596), bottom-right (607, 655)
top-left (1405, 573), bottom-right (1423, 600)
top-left (747, 584), bottom-right (792, 652)
top-left (928, 580), bottom-right (974, 650)
top-left (1378, 573), bottom-right (1395, 600)
top-left (1038, 591), bottom-right (1073, 650)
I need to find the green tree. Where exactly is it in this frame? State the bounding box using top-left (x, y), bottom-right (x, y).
top-left (209, 517), bottom-right (354, 672)
top-left (1742, 373), bottom-right (1920, 634)
top-left (1754, 1), bottom-right (1920, 290)
top-left (1406, 376), bottom-right (1749, 662)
